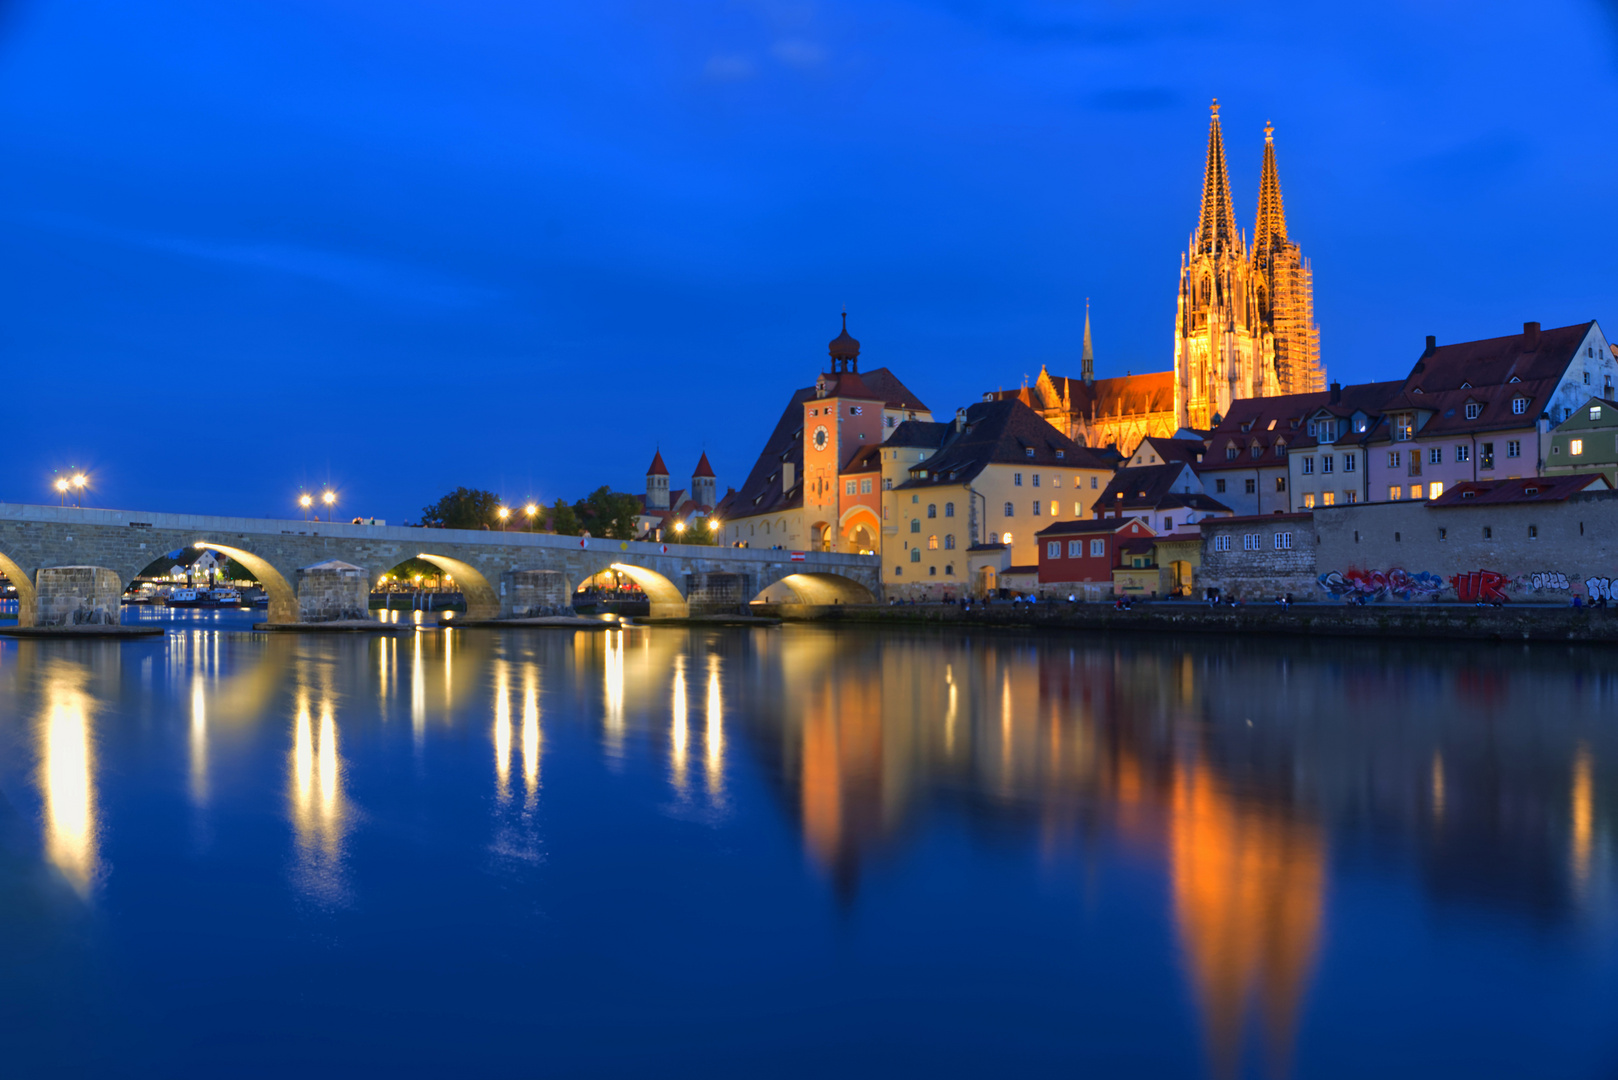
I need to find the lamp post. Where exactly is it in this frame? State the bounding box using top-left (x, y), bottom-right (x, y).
top-left (524, 503), bottom-right (538, 532)
top-left (72, 473), bottom-right (87, 508)
top-left (54, 477), bottom-right (68, 506)
top-left (322, 490), bottom-right (336, 523)
top-left (497, 506), bottom-right (510, 531)
top-left (300, 493), bottom-right (314, 521)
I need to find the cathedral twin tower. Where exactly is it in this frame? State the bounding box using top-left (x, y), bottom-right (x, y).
top-left (1175, 100), bottom-right (1324, 430)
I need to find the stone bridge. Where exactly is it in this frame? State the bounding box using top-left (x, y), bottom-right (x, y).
top-left (0, 503), bottom-right (882, 626)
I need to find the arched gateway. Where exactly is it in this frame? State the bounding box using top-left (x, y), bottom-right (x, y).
top-left (0, 503), bottom-right (882, 626)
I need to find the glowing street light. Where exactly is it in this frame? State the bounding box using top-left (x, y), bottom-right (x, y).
top-left (524, 503), bottom-right (539, 532)
top-left (322, 490), bottom-right (336, 522)
top-left (54, 477), bottom-right (69, 506)
top-left (497, 506), bottom-right (510, 531)
top-left (71, 473), bottom-right (87, 507)
top-left (674, 521), bottom-right (686, 536)
top-left (299, 493), bottom-right (314, 520)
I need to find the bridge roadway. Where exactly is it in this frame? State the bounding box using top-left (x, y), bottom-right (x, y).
top-left (0, 503), bottom-right (882, 626)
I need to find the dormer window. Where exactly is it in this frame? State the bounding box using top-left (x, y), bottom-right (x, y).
top-left (1250, 443), bottom-right (1263, 458)
top-left (1592, 406), bottom-right (1603, 421)
top-left (1460, 381), bottom-right (1472, 390)
top-left (1275, 443), bottom-right (1286, 457)
top-left (1512, 397), bottom-right (1527, 415)
top-left (1226, 446), bottom-right (1238, 460)
top-left (1055, 450), bottom-right (1064, 459)
top-left (1025, 448), bottom-right (1034, 458)
top-left (1465, 402), bottom-right (1481, 420)
top-left (1394, 415), bottom-right (1413, 441)
top-left (1525, 487), bottom-right (1539, 496)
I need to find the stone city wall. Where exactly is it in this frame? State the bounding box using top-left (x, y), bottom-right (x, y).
top-left (1197, 516), bottom-right (1319, 600)
top-left (1313, 491), bottom-right (1618, 604)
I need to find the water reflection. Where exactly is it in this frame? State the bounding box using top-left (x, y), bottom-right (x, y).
top-left (289, 679), bottom-right (348, 902)
top-left (3, 622), bottom-right (1615, 1076)
top-left (37, 659), bottom-right (99, 895)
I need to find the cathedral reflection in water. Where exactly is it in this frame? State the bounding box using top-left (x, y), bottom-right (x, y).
top-left (0, 623), bottom-right (1611, 1078)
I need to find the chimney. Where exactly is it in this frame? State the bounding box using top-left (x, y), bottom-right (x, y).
top-left (1423, 335), bottom-right (1437, 355)
top-left (782, 462), bottom-right (795, 493)
top-left (955, 407), bottom-right (967, 432)
top-left (1523, 321), bottom-right (1541, 350)
top-left (1330, 381), bottom-right (1341, 404)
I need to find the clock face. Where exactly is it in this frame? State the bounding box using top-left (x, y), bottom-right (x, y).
top-left (813, 425), bottom-right (829, 451)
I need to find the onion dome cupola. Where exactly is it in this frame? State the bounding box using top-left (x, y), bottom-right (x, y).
top-left (828, 311), bottom-right (861, 373)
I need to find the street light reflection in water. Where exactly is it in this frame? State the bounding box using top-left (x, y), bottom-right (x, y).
top-left (0, 621), bottom-right (1614, 1079)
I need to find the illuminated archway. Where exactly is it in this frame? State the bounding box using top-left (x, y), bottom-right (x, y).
top-left (764, 572), bottom-right (877, 606)
top-left (607, 562), bottom-right (688, 618)
top-left (0, 548), bottom-right (36, 627)
top-left (193, 542), bottom-right (298, 624)
top-left (839, 506), bottom-right (881, 555)
top-left (414, 553), bottom-right (500, 621)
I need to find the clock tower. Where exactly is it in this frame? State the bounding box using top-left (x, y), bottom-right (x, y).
top-left (803, 313), bottom-right (884, 552)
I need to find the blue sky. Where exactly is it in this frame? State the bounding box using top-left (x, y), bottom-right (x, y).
top-left (2, 0), bottom-right (1615, 521)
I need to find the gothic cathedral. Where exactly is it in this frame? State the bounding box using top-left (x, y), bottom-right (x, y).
top-left (1175, 101), bottom-right (1323, 430)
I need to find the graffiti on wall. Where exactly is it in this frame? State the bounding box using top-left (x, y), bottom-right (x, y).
top-left (1451, 570), bottom-right (1509, 603)
top-left (1317, 568), bottom-right (1446, 601)
top-left (1587, 577), bottom-right (1616, 600)
top-left (1527, 571), bottom-right (1570, 592)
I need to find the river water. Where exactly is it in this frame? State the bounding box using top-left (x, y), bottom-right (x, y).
top-left (0, 611), bottom-right (1614, 1078)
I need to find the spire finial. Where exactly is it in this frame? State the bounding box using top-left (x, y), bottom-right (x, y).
top-left (1265, 119), bottom-right (1274, 142)
top-left (1195, 98), bottom-right (1238, 255)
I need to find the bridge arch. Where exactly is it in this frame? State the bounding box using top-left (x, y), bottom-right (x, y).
top-left (193, 542), bottom-right (299, 623)
top-left (606, 561), bottom-right (688, 618)
top-left (763, 572), bottom-right (878, 607)
top-left (414, 553), bottom-right (501, 620)
top-left (0, 547), bottom-right (36, 627)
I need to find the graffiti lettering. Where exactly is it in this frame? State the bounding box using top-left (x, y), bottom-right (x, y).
top-left (1587, 577), bottom-right (1615, 601)
top-left (1451, 570), bottom-right (1508, 603)
top-left (1317, 568), bottom-right (1447, 601)
top-left (1529, 571), bottom-right (1570, 591)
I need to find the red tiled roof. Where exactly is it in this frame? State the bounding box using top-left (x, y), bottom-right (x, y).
top-left (1035, 518), bottom-right (1155, 537)
top-left (692, 452), bottom-right (715, 478)
top-left (1404, 321), bottom-right (1594, 394)
top-left (1428, 475), bottom-right (1611, 506)
top-left (646, 450), bottom-right (669, 476)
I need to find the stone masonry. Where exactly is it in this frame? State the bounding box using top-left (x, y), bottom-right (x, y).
top-left (1314, 491), bottom-right (1618, 603)
top-left (35, 566), bottom-right (123, 626)
top-left (1197, 514), bottom-right (1318, 600)
top-left (502, 570), bottom-right (571, 617)
top-left (0, 503), bottom-right (883, 626)
top-left (296, 561), bottom-right (371, 622)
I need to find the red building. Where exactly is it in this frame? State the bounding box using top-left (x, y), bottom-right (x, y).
top-left (1034, 517), bottom-right (1157, 598)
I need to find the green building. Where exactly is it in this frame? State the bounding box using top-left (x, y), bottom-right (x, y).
top-left (1544, 396), bottom-right (1618, 485)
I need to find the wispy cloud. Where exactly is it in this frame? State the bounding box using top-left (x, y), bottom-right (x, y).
top-left (771, 38), bottom-right (825, 69)
top-left (13, 211), bottom-right (499, 308)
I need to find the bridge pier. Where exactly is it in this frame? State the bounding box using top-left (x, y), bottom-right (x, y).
top-left (296, 561), bottom-right (370, 622)
top-left (685, 571), bottom-right (752, 617)
top-left (502, 570), bottom-right (570, 617)
top-left (36, 566), bottom-right (123, 627)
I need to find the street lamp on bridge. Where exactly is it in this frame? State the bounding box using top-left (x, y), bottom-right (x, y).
top-left (299, 493), bottom-right (313, 520)
top-left (322, 490), bottom-right (336, 522)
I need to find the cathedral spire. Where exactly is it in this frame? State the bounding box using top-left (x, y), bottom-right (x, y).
top-left (1082, 298), bottom-right (1094, 385)
top-left (1252, 121), bottom-right (1288, 262)
top-left (1196, 99), bottom-right (1239, 255)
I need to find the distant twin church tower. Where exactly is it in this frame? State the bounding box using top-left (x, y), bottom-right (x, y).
top-left (1175, 100), bottom-right (1324, 429)
top-left (1010, 100), bottom-right (1323, 451)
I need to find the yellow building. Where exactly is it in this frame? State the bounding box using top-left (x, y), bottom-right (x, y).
top-left (890, 399), bottom-right (1115, 598)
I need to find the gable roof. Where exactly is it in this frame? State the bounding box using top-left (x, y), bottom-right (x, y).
top-left (896, 399), bottom-right (1112, 490)
top-left (1035, 518), bottom-right (1155, 538)
top-left (1403, 321), bottom-right (1593, 394)
top-left (1133, 436), bottom-right (1207, 466)
top-left (715, 387), bottom-right (812, 520)
top-left (1370, 378), bottom-right (1558, 441)
top-left (691, 452), bottom-right (715, 479)
top-left (860, 367), bottom-right (930, 413)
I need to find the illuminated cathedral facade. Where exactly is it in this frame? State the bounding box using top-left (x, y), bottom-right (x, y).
top-left (1175, 100), bottom-right (1324, 431)
top-left (1001, 101), bottom-right (1324, 452)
